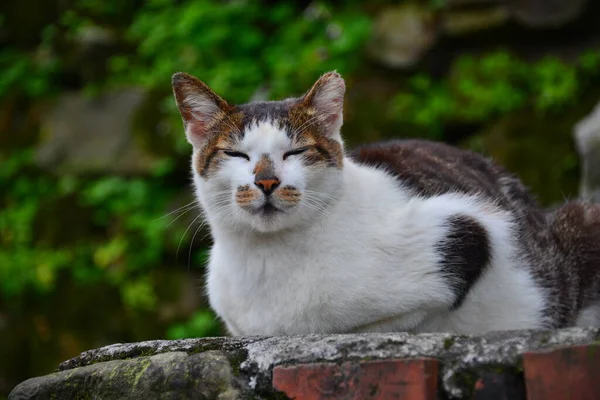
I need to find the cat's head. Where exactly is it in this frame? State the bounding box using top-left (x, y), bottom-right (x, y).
top-left (172, 71), bottom-right (346, 233)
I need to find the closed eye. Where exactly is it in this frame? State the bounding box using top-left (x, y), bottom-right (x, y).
top-left (223, 150), bottom-right (250, 161)
top-left (283, 147), bottom-right (310, 160)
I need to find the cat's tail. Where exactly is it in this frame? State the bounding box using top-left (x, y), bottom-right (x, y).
top-left (549, 201), bottom-right (600, 305)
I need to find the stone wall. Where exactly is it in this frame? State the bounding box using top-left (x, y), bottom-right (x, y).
top-left (9, 328), bottom-right (600, 399)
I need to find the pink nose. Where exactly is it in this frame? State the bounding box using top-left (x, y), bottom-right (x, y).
top-left (254, 178), bottom-right (280, 195)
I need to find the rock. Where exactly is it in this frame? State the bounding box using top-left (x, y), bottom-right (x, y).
top-left (509, 0), bottom-right (589, 28)
top-left (445, 0), bottom-right (499, 5)
top-left (36, 88), bottom-right (157, 175)
top-left (442, 7), bottom-right (509, 36)
top-left (74, 26), bottom-right (117, 49)
top-left (442, 0), bottom-right (588, 29)
top-left (9, 328), bottom-right (600, 399)
top-left (70, 26), bottom-right (120, 84)
top-left (368, 3), bottom-right (438, 69)
top-left (574, 101), bottom-right (600, 203)
top-left (10, 351), bottom-right (241, 400)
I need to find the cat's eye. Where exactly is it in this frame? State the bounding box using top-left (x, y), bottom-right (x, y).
top-left (283, 147), bottom-right (310, 160)
top-left (223, 150), bottom-right (250, 161)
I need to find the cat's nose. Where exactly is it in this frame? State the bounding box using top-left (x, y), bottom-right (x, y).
top-left (254, 177), bottom-right (280, 196)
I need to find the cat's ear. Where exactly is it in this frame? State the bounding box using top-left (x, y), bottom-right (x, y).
top-left (301, 71), bottom-right (346, 136)
top-left (172, 72), bottom-right (231, 148)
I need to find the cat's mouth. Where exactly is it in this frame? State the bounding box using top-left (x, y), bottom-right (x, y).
top-left (253, 202), bottom-right (281, 216)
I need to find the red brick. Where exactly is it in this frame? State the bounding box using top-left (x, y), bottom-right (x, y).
top-left (272, 358), bottom-right (438, 400)
top-left (523, 344), bottom-right (600, 400)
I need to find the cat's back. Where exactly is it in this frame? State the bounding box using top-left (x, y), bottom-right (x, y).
top-left (350, 139), bottom-right (541, 217)
top-left (352, 139), bottom-right (600, 328)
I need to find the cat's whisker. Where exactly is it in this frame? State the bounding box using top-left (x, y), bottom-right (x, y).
top-left (152, 200), bottom-right (200, 222)
top-left (303, 194), bottom-right (332, 207)
top-left (310, 203), bottom-right (331, 218)
top-left (199, 230), bottom-right (213, 243)
top-left (303, 192), bottom-right (333, 207)
top-left (187, 222), bottom-right (205, 273)
top-left (210, 201), bottom-right (234, 213)
top-left (176, 214), bottom-right (203, 264)
top-left (301, 198), bottom-right (330, 218)
top-left (290, 114), bottom-right (324, 136)
top-left (165, 205), bottom-right (200, 229)
top-left (290, 115), bottom-right (319, 136)
top-left (204, 112), bottom-right (243, 137)
top-left (224, 114), bottom-right (243, 135)
top-left (303, 189), bottom-right (336, 199)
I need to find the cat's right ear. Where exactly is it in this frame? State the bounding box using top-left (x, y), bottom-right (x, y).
top-left (301, 71), bottom-right (346, 137)
top-left (172, 72), bottom-right (230, 148)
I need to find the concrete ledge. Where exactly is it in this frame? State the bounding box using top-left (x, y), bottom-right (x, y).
top-left (9, 328), bottom-right (600, 399)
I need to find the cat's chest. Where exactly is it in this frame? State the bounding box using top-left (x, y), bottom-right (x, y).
top-left (208, 231), bottom-right (386, 335)
top-left (207, 240), bottom-right (332, 335)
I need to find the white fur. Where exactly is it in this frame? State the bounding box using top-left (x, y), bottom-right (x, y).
top-left (191, 121), bottom-right (548, 335)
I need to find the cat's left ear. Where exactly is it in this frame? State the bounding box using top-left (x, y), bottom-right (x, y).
top-left (172, 72), bottom-right (231, 148)
top-left (301, 71), bottom-right (346, 136)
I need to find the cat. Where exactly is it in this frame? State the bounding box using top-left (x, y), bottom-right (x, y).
top-left (172, 71), bottom-right (600, 335)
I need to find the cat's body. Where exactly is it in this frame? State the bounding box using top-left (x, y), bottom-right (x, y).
top-left (172, 71), bottom-right (600, 336)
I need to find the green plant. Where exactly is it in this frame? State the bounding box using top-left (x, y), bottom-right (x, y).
top-left (532, 57), bottom-right (578, 111)
top-left (109, 0), bottom-right (371, 102)
top-left (0, 151), bottom-right (190, 311)
top-left (0, 48), bottom-right (58, 99)
top-left (0, 151), bottom-right (70, 296)
top-left (389, 50), bottom-right (600, 135)
top-left (167, 310), bottom-right (221, 339)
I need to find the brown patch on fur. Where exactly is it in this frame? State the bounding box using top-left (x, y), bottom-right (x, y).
top-left (275, 185), bottom-right (302, 205)
top-left (301, 72), bottom-right (342, 105)
top-left (172, 73), bottom-right (247, 178)
top-left (253, 155), bottom-right (281, 195)
top-left (172, 72), bottom-right (231, 125)
top-left (253, 155), bottom-right (275, 177)
top-left (283, 72), bottom-right (345, 169)
top-left (195, 110), bottom-right (245, 178)
top-left (236, 184), bottom-right (260, 207)
top-left (287, 103), bottom-right (343, 169)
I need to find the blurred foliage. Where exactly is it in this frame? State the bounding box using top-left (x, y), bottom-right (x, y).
top-left (0, 150), bottom-right (65, 296)
top-left (0, 150), bottom-right (184, 311)
top-left (167, 309), bottom-right (221, 340)
top-left (0, 46), bottom-right (58, 99)
top-left (109, 0), bottom-right (370, 101)
top-left (390, 50), bottom-right (600, 136)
